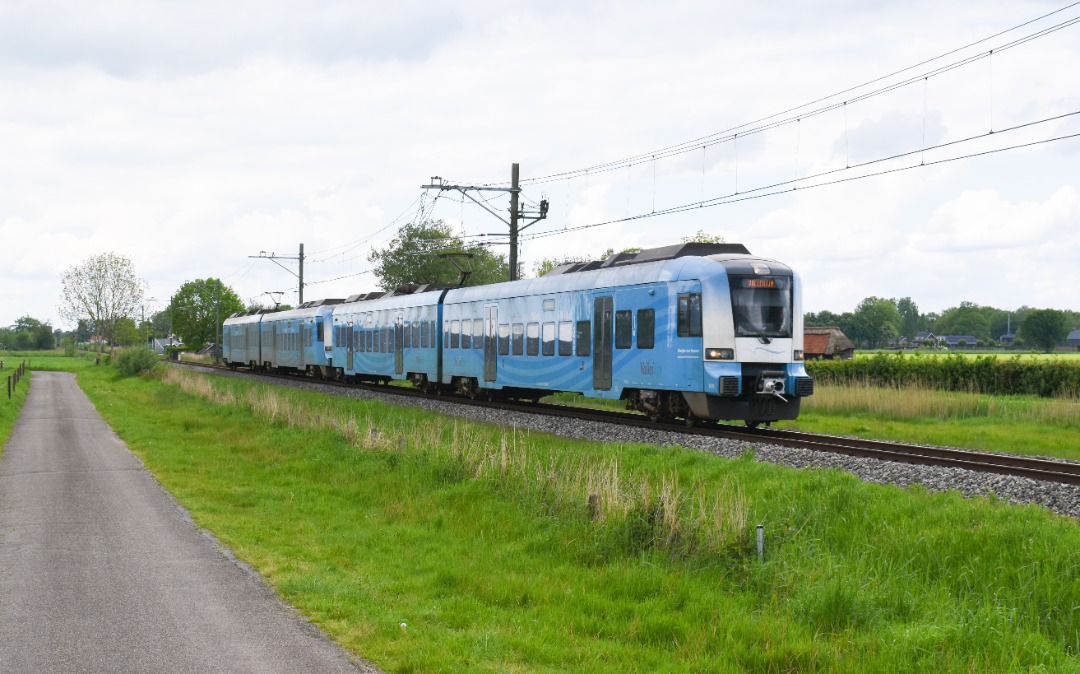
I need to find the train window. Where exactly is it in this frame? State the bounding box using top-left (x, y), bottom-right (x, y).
top-left (637, 309), bottom-right (655, 349)
top-left (450, 320), bottom-right (460, 349)
top-left (380, 328), bottom-right (387, 353)
top-left (575, 321), bottom-right (591, 356)
top-left (615, 310), bottom-right (632, 349)
top-left (367, 330), bottom-right (374, 352)
top-left (542, 322), bottom-right (556, 356)
top-left (527, 323), bottom-right (540, 356)
top-left (677, 293), bottom-right (703, 337)
top-left (498, 324), bottom-right (510, 355)
top-left (461, 319), bottom-right (471, 349)
top-left (512, 324), bottom-right (524, 355)
top-left (473, 319), bottom-right (483, 349)
top-left (731, 276), bottom-right (792, 338)
top-left (412, 321), bottom-right (421, 348)
top-left (559, 322), bottom-right (573, 356)
top-left (420, 321), bottom-right (429, 348)
top-left (543, 299), bottom-right (555, 312)
top-left (429, 321), bottom-right (437, 350)
top-left (404, 322), bottom-right (411, 348)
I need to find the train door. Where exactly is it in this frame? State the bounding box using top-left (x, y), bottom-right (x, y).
top-left (593, 296), bottom-right (613, 390)
top-left (395, 313), bottom-right (404, 375)
top-left (346, 323), bottom-right (354, 371)
top-left (484, 305), bottom-right (498, 382)
top-left (298, 321), bottom-right (306, 370)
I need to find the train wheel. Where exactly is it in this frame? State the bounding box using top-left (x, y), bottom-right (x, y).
top-left (745, 420), bottom-right (761, 429)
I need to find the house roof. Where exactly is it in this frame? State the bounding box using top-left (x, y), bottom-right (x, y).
top-left (804, 326), bottom-right (855, 355)
top-left (1068, 329), bottom-right (1080, 340)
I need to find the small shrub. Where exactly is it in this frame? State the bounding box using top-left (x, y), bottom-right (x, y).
top-left (115, 346), bottom-right (160, 376)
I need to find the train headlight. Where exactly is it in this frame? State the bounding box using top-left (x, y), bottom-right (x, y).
top-left (705, 348), bottom-right (734, 361)
top-left (794, 350), bottom-right (804, 361)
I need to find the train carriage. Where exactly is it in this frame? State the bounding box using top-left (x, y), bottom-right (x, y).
top-left (330, 288), bottom-right (446, 388)
top-left (440, 242), bottom-right (813, 424)
top-left (257, 300), bottom-right (341, 375)
top-left (222, 310), bottom-right (267, 369)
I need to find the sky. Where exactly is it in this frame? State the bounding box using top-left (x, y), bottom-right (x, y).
top-left (1, 0), bottom-right (1079, 330)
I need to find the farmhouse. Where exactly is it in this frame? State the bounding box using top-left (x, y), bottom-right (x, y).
top-left (913, 331), bottom-right (940, 348)
top-left (804, 326), bottom-right (855, 360)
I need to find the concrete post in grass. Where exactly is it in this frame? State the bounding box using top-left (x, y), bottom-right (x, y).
top-left (756, 524), bottom-right (765, 562)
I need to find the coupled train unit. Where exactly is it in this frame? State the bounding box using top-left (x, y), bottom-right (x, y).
top-left (222, 242), bottom-right (814, 425)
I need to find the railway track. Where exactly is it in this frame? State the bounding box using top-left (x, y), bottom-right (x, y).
top-left (176, 361), bottom-right (1080, 487)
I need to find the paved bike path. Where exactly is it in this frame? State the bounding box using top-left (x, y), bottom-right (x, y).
top-left (0, 371), bottom-right (376, 673)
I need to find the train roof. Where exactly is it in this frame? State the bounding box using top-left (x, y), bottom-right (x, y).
top-left (445, 245), bottom-right (786, 303)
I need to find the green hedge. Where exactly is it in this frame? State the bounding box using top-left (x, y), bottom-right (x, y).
top-left (805, 353), bottom-right (1080, 397)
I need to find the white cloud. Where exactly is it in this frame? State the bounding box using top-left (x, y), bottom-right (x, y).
top-left (1, 0), bottom-right (1078, 329)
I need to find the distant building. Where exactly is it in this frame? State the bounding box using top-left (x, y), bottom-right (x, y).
top-left (804, 326), bottom-right (855, 360)
top-left (941, 335), bottom-right (980, 349)
top-left (999, 332), bottom-right (1017, 346)
top-left (1067, 329), bottom-right (1080, 349)
top-left (913, 331), bottom-right (940, 348)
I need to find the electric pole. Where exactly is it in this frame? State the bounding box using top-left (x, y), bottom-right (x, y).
top-left (422, 163), bottom-right (547, 282)
top-left (250, 243), bottom-right (305, 305)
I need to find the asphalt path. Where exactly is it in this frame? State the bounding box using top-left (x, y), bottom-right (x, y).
top-left (0, 371), bottom-right (377, 673)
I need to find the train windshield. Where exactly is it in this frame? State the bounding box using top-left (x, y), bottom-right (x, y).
top-left (730, 276), bottom-right (792, 338)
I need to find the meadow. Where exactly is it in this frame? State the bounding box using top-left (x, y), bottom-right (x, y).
top-left (4, 354), bottom-right (1075, 672)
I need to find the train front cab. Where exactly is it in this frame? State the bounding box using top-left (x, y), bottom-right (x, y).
top-left (686, 256), bottom-right (814, 425)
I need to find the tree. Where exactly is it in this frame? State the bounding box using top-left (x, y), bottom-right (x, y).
top-left (59, 252), bottom-right (144, 353)
top-left (1019, 309), bottom-right (1069, 353)
top-left (804, 310), bottom-right (843, 327)
top-left (934, 301), bottom-right (991, 342)
top-left (170, 278), bottom-right (245, 352)
top-left (369, 220), bottom-right (510, 290)
top-left (681, 230), bottom-right (725, 243)
top-left (896, 297), bottom-right (923, 341)
top-left (114, 317), bottom-right (141, 347)
top-left (532, 254), bottom-right (591, 278)
top-left (849, 297), bottom-right (901, 349)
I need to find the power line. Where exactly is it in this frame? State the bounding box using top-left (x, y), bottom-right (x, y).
top-left (521, 117), bottom-right (1080, 241)
top-left (511, 5), bottom-right (1080, 187)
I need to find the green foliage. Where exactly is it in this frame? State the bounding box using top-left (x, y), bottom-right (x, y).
top-left (61, 337), bottom-right (76, 357)
top-left (807, 352), bottom-right (1080, 397)
top-left (848, 297), bottom-right (900, 349)
top-left (1, 316), bottom-right (56, 350)
top-left (369, 220), bottom-right (510, 290)
top-left (1020, 308), bottom-right (1069, 353)
top-left (114, 346), bottom-right (160, 376)
top-left (170, 278), bottom-right (245, 352)
top-left (680, 229), bottom-right (725, 243)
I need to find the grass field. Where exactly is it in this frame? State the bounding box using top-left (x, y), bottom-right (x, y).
top-left (6, 356), bottom-right (1070, 672)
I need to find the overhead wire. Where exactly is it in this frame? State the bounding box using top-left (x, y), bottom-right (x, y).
top-left (520, 118), bottom-right (1080, 242)
top-left (508, 4), bottom-right (1080, 187)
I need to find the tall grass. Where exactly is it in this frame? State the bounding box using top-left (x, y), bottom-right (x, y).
top-left (162, 367), bottom-right (749, 559)
top-left (806, 381), bottom-right (1080, 425)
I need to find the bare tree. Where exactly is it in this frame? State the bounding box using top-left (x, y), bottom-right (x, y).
top-left (59, 252), bottom-right (144, 354)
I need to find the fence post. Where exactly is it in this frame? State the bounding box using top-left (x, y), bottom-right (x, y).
top-left (6, 375), bottom-right (10, 400)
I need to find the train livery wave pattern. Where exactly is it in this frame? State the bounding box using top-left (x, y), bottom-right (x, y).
top-left (223, 243), bottom-right (815, 426)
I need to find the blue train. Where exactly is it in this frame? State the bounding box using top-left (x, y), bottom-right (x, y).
top-left (223, 242), bottom-right (813, 425)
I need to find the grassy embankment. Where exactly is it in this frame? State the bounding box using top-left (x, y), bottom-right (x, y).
top-left (27, 356), bottom-right (1075, 673)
